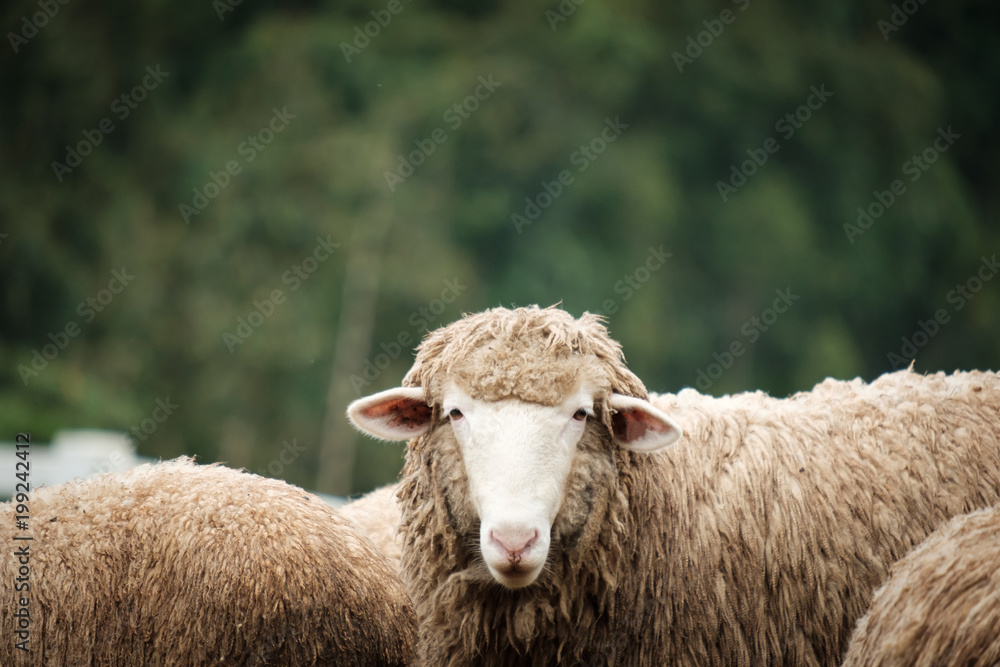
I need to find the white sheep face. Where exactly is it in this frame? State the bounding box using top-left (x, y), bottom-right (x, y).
top-left (347, 384), bottom-right (682, 589)
top-left (441, 382), bottom-right (594, 588)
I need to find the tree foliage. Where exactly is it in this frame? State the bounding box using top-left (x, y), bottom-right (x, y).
top-left (2, 0), bottom-right (997, 493)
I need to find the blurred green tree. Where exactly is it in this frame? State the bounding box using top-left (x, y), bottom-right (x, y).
top-left (1, 0), bottom-right (997, 494)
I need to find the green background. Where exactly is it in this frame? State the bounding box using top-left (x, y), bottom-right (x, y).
top-left (2, 0), bottom-right (997, 495)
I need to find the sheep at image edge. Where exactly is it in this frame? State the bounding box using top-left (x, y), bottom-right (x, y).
top-left (0, 457), bottom-right (416, 666)
top-left (842, 504), bottom-right (1000, 667)
top-left (346, 305), bottom-right (1000, 666)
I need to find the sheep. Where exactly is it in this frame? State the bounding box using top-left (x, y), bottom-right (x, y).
top-left (340, 484), bottom-right (404, 575)
top-left (346, 305), bottom-right (1000, 666)
top-left (0, 457), bottom-right (416, 666)
top-left (841, 504), bottom-right (1000, 667)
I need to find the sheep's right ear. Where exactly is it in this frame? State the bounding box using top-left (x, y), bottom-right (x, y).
top-left (347, 387), bottom-right (434, 441)
top-left (608, 393), bottom-right (683, 453)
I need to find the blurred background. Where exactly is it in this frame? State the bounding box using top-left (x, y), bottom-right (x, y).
top-left (1, 0), bottom-right (997, 497)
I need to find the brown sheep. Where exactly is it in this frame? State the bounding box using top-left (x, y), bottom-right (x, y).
top-left (0, 457), bottom-right (416, 666)
top-left (340, 484), bottom-right (404, 575)
top-left (348, 305), bottom-right (1000, 666)
top-left (842, 504), bottom-right (1000, 667)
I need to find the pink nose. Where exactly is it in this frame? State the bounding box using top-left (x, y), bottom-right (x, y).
top-left (490, 528), bottom-right (539, 561)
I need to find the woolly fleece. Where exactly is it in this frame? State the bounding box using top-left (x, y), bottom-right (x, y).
top-left (402, 305), bottom-right (647, 432)
top-left (842, 504), bottom-right (1000, 667)
top-left (340, 484), bottom-right (404, 575)
top-left (390, 306), bottom-right (1000, 666)
top-left (0, 457), bottom-right (416, 666)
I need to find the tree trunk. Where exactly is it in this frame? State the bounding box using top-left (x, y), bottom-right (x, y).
top-left (315, 211), bottom-right (391, 495)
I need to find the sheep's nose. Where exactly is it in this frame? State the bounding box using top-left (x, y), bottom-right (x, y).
top-left (489, 528), bottom-right (539, 561)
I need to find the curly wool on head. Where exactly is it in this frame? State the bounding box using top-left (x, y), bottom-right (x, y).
top-left (402, 304), bottom-right (647, 427)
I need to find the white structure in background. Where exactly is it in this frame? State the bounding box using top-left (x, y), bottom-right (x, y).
top-left (0, 429), bottom-right (346, 507)
top-left (0, 430), bottom-right (145, 496)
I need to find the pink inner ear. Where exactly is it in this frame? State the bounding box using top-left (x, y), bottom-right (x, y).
top-left (612, 408), bottom-right (667, 443)
top-left (364, 397), bottom-right (432, 432)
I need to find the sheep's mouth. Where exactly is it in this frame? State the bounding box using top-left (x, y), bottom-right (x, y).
top-left (490, 564), bottom-right (542, 590)
top-left (493, 560), bottom-right (529, 576)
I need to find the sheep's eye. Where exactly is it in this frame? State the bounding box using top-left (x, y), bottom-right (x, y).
top-left (448, 408), bottom-right (463, 420)
top-left (573, 408), bottom-right (588, 422)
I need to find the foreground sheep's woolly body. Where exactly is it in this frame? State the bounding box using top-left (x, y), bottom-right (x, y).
top-left (385, 306), bottom-right (1000, 666)
top-left (842, 504), bottom-right (1000, 667)
top-left (0, 457), bottom-right (416, 666)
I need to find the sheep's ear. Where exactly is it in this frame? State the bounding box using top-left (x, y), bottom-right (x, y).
top-left (608, 393), bottom-right (683, 453)
top-left (347, 387), bottom-right (433, 441)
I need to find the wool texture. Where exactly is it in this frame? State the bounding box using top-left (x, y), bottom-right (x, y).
top-left (392, 306), bottom-right (1000, 666)
top-left (841, 504), bottom-right (1000, 667)
top-left (0, 457), bottom-right (416, 666)
top-left (340, 484), bottom-right (404, 575)
top-left (402, 305), bottom-right (647, 433)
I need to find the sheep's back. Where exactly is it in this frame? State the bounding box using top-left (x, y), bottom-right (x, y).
top-left (841, 504), bottom-right (1000, 667)
top-left (647, 369), bottom-right (1000, 665)
top-left (340, 484), bottom-right (404, 575)
top-left (0, 457), bottom-right (416, 666)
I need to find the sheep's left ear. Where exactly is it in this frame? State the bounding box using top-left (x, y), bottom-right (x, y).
top-left (609, 393), bottom-right (683, 453)
top-left (347, 387), bottom-right (433, 441)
